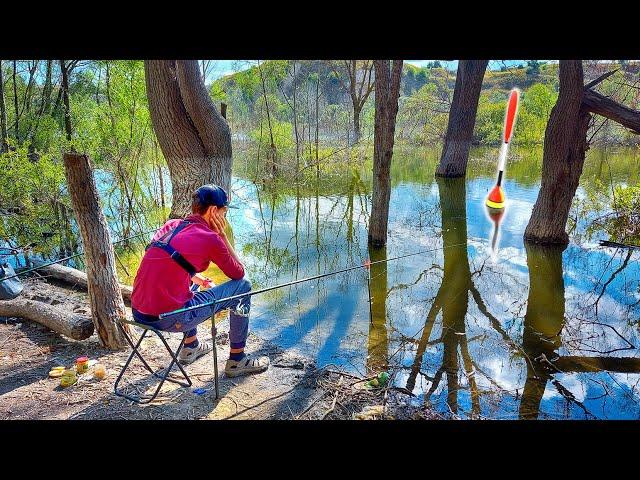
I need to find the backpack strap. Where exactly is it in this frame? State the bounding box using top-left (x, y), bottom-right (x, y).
top-left (146, 221), bottom-right (197, 276)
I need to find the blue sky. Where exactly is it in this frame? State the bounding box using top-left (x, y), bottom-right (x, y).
top-left (204, 59), bottom-right (537, 83)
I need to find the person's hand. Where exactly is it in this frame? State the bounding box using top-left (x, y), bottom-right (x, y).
top-left (210, 209), bottom-right (227, 237)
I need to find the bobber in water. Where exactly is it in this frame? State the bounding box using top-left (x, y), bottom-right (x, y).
top-left (486, 88), bottom-right (520, 210)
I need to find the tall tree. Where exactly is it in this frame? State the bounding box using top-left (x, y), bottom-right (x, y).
top-left (435, 60), bottom-right (488, 177)
top-left (524, 60), bottom-right (590, 245)
top-left (59, 60), bottom-right (128, 349)
top-left (331, 60), bottom-right (375, 143)
top-left (145, 60), bottom-right (232, 218)
top-left (525, 61), bottom-right (640, 245)
top-left (0, 60), bottom-right (8, 152)
top-left (368, 60), bottom-right (403, 247)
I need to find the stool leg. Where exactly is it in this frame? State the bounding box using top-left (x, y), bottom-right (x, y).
top-left (211, 313), bottom-right (219, 399)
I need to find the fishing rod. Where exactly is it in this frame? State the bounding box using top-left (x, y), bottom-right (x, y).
top-left (0, 227), bottom-right (162, 284)
top-left (159, 242), bottom-right (468, 320)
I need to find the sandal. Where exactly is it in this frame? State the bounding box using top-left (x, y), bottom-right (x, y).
top-left (178, 341), bottom-right (212, 365)
top-left (224, 353), bottom-right (270, 377)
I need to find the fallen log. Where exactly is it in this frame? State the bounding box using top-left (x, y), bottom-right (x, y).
top-left (30, 261), bottom-right (132, 302)
top-left (0, 297), bottom-right (94, 340)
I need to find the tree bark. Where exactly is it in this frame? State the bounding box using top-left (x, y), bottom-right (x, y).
top-left (32, 260), bottom-right (133, 303)
top-left (0, 297), bottom-right (94, 340)
top-left (0, 60), bottom-right (8, 152)
top-left (524, 60), bottom-right (591, 245)
top-left (144, 60), bottom-right (232, 218)
top-left (368, 60), bottom-right (403, 247)
top-left (62, 152), bottom-right (128, 349)
top-left (436, 60), bottom-right (488, 177)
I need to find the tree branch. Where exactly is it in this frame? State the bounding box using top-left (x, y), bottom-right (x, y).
top-left (582, 89), bottom-right (640, 134)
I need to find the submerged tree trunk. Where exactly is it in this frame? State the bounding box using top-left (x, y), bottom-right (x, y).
top-left (519, 244), bottom-right (566, 419)
top-left (368, 60), bottom-right (403, 247)
top-left (524, 60), bottom-right (591, 245)
top-left (145, 60), bottom-right (232, 218)
top-left (367, 245), bottom-right (389, 373)
top-left (436, 60), bottom-right (488, 178)
top-left (0, 60), bottom-right (8, 152)
top-left (62, 153), bottom-right (129, 349)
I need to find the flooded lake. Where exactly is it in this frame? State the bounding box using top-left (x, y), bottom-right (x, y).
top-left (6, 144), bottom-right (640, 419)
top-left (220, 145), bottom-right (640, 420)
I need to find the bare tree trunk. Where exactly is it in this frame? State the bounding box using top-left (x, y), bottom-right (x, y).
top-left (353, 105), bottom-right (361, 143)
top-left (331, 60), bottom-right (375, 145)
top-left (315, 76), bottom-right (320, 176)
top-left (257, 61), bottom-right (276, 176)
top-left (12, 60), bottom-right (19, 142)
top-left (292, 61), bottom-right (300, 172)
top-left (59, 60), bottom-right (73, 142)
top-left (436, 60), bottom-right (488, 177)
top-left (144, 60), bottom-right (232, 218)
top-left (28, 59), bottom-right (53, 147)
top-left (62, 153), bottom-right (129, 348)
top-left (368, 60), bottom-right (403, 247)
top-left (0, 60), bottom-right (8, 152)
top-left (524, 60), bottom-right (591, 245)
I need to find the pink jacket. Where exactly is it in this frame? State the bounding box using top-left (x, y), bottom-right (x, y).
top-left (131, 214), bottom-right (244, 316)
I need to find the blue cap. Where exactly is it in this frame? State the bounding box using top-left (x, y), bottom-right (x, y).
top-left (195, 184), bottom-right (238, 209)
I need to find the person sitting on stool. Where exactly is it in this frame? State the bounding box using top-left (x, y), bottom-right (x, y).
top-left (131, 184), bottom-right (269, 377)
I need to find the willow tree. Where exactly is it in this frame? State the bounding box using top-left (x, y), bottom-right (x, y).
top-left (524, 60), bottom-right (640, 245)
top-left (435, 60), bottom-right (488, 177)
top-left (368, 59), bottom-right (403, 247)
top-left (145, 60), bottom-right (232, 218)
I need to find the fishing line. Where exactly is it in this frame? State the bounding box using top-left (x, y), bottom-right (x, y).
top-left (160, 242), bottom-right (469, 319)
top-left (0, 227), bottom-right (162, 284)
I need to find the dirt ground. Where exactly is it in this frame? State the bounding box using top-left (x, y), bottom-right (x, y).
top-left (0, 278), bottom-right (437, 420)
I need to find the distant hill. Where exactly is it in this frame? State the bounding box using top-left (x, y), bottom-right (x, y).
top-left (211, 60), bottom-right (565, 111)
